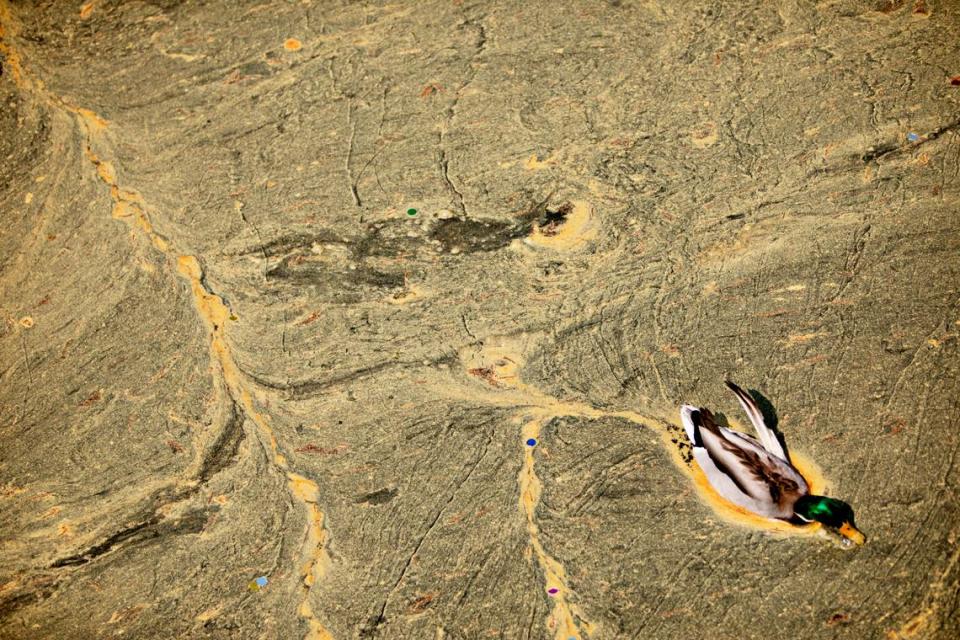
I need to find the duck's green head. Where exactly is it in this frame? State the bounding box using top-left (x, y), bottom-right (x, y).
top-left (795, 495), bottom-right (865, 546)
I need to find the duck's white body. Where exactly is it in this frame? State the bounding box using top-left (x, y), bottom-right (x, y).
top-left (680, 382), bottom-right (809, 521)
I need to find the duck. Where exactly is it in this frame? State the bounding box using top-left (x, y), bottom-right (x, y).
top-left (681, 381), bottom-right (865, 546)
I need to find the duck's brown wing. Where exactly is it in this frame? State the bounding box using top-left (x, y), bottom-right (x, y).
top-left (717, 426), bottom-right (809, 512)
top-left (689, 408), bottom-right (807, 518)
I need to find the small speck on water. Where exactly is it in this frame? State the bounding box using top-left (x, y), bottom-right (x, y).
top-left (526, 438), bottom-right (537, 447)
top-left (406, 208), bottom-right (418, 217)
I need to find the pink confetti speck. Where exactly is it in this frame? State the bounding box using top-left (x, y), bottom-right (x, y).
top-left (547, 587), bottom-right (559, 595)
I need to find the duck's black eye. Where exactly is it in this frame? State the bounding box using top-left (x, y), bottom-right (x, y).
top-left (839, 503), bottom-right (856, 525)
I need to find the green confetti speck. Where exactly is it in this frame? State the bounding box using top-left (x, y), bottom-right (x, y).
top-left (406, 208), bottom-right (418, 217)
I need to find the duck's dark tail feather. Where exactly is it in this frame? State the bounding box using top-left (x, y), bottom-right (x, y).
top-left (680, 404), bottom-right (720, 447)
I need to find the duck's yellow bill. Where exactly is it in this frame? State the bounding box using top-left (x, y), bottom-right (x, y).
top-left (839, 522), bottom-right (865, 545)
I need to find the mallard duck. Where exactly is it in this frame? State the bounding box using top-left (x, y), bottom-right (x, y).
top-left (681, 381), bottom-right (865, 546)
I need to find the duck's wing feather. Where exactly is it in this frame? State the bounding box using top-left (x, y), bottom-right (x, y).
top-left (681, 405), bottom-right (806, 519)
top-left (725, 380), bottom-right (788, 461)
top-left (717, 425), bottom-right (808, 496)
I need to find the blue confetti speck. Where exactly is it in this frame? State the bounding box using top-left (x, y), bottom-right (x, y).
top-left (907, 132), bottom-right (920, 142)
top-left (526, 438), bottom-right (537, 447)
top-left (254, 576), bottom-right (268, 587)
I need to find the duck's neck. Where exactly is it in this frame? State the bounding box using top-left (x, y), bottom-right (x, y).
top-left (793, 495), bottom-right (817, 522)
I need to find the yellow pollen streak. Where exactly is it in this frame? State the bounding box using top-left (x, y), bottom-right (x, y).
top-left (177, 256), bottom-right (335, 639)
top-left (0, 17), bottom-right (338, 632)
top-left (518, 416), bottom-right (596, 639)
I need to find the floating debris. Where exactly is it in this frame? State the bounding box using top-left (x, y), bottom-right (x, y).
top-left (248, 575), bottom-right (269, 591)
top-left (907, 132), bottom-right (920, 142)
top-left (526, 438), bottom-right (537, 447)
